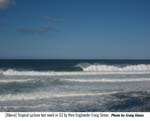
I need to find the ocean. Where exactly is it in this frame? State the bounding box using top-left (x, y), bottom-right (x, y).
top-left (0, 59), bottom-right (150, 112)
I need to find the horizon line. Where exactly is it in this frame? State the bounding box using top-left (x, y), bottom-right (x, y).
top-left (0, 58), bottom-right (150, 60)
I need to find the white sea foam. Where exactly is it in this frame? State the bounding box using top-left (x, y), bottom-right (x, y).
top-left (63, 78), bottom-right (150, 82)
top-left (0, 79), bottom-right (33, 84)
top-left (1, 68), bottom-right (150, 77)
top-left (78, 64), bottom-right (150, 72)
top-left (0, 91), bottom-right (121, 101)
top-left (0, 77), bottom-right (149, 84)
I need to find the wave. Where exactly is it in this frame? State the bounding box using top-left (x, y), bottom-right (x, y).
top-left (0, 79), bottom-right (34, 84)
top-left (0, 91), bottom-right (122, 101)
top-left (77, 63), bottom-right (150, 72)
top-left (63, 78), bottom-right (150, 82)
top-left (0, 76), bottom-right (150, 85)
top-left (1, 68), bottom-right (150, 77)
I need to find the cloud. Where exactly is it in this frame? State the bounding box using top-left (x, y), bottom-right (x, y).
top-left (0, 0), bottom-right (15, 10)
top-left (17, 26), bottom-right (61, 34)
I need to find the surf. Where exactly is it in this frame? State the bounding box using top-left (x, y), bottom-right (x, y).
top-left (77, 63), bottom-right (150, 72)
top-left (0, 91), bottom-right (122, 101)
top-left (1, 67), bottom-right (150, 77)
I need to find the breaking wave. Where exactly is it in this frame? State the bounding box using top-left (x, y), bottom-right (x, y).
top-left (0, 91), bottom-right (121, 101)
top-left (0, 64), bottom-right (150, 76)
top-left (77, 63), bottom-right (150, 72)
top-left (63, 78), bottom-right (150, 82)
top-left (0, 77), bottom-right (150, 85)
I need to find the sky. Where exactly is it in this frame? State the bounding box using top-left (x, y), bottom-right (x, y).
top-left (0, 0), bottom-right (150, 59)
